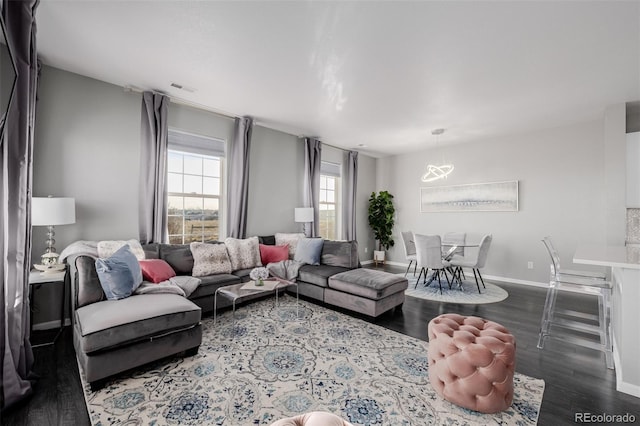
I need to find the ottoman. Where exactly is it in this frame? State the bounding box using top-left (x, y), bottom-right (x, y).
top-left (427, 313), bottom-right (515, 413)
top-left (326, 269), bottom-right (408, 317)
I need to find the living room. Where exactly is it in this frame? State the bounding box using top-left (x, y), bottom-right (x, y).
top-left (2, 1), bottom-right (640, 425)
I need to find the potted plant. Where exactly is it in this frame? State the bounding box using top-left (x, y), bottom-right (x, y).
top-left (368, 190), bottom-right (395, 264)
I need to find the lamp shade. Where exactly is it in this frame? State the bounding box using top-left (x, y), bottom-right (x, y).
top-left (32, 197), bottom-right (76, 226)
top-left (294, 207), bottom-right (314, 223)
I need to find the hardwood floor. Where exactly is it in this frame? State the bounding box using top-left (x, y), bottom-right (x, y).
top-left (4, 265), bottom-right (639, 425)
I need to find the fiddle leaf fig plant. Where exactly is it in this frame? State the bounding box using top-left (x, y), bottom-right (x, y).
top-left (368, 191), bottom-right (396, 251)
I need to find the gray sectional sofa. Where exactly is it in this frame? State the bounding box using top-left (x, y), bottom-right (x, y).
top-left (69, 236), bottom-right (406, 389)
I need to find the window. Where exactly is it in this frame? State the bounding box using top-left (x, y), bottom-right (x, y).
top-left (319, 161), bottom-right (341, 240)
top-left (167, 130), bottom-right (225, 244)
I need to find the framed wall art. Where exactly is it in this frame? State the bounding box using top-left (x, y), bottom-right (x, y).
top-left (420, 180), bottom-right (519, 212)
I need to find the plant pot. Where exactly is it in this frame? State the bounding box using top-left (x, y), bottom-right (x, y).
top-left (373, 250), bottom-right (385, 266)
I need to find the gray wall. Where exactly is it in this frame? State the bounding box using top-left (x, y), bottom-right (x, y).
top-left (31, 65), bottom-right (377, 327)
top-left (376, 118), bottom-right (610, 284)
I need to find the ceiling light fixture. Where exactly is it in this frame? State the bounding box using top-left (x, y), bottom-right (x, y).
top-left (421, 128), bottom-right (454, 183)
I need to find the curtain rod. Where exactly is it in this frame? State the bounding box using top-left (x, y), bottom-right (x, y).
top-left (124, 85), bottom-right (355, 153)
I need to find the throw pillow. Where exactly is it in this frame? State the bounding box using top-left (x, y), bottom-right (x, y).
top-left (224, 237), bottom-right (262, 270)
top-left (139, 259), bottom-right (176, 283)
top-left (275, 232), bottom-right (305, 259)
top-left (259, 244), bottom-right (289, 265)
top-left (95, 245), bottom-right (143, 300)
top-left (294, 238), bottom-right (324, 265)
top-left (97, 239), bottom-right (146, 260)
top-left (190, 242), bottom-right (232, 276)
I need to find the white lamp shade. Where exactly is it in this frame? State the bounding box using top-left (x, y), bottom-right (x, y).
top-left (32, 197), bottom-right (76, 226)
top-left (294, 207), bottom-right (314, 223)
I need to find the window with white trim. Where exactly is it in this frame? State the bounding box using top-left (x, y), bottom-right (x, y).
top-left (319, 161), bottom-right (341, 240)
top-left (167, 129), bottom-right (225, 244)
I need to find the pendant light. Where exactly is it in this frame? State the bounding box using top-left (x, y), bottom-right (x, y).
top-left (421, 128), bottom-right (454, 182)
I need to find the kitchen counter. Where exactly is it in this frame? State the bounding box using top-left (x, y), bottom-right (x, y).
top-left (574, 244), bottom-right (640, 398)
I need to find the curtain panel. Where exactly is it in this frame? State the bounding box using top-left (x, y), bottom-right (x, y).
top-left (138, 91), bottom-right (169, 245)
top-left (303, 138), bottom-right (322, 237)
top-left (1, 0), bottom-right (39, 410)
top-left (227, 116), bottom-right (253, 239)
top-left (342, 150), bottom-right (358, 241)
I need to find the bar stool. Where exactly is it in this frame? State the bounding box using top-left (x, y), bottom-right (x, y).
top-left (538, 237), bottom-right (613, 369)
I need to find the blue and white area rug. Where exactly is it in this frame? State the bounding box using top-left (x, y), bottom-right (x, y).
top-left (80, 296), bottom-right (542, 425)
top-left (403, 274), bottom-right (509, 304)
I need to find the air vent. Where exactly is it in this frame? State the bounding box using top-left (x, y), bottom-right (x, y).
top-left (170, 82), bottom-right (196, 93)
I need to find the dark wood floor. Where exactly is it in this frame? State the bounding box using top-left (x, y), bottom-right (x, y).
top-left (4, 265), bottom-right (640, 425)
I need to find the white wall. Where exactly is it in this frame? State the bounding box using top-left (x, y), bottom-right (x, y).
top-left (377, 119), bottom-right (609, 284)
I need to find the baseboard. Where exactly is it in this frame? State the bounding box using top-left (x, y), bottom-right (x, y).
top-left (33, 318), bottom-right (71, 331)
top-left (361, 260), bottom-right (374, 265)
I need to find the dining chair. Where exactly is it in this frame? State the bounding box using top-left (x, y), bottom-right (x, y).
top-left (449, 234), bottom-right (492, 293)
top-left (401, 231), bottom-right (417, 277)
top-left (414, 234), bottom-right (451, 294)
top-left (538, 237), bottom-right (613, 369)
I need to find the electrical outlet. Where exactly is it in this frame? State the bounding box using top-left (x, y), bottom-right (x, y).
top-left (527, 261), bottom-right (534, 269)
top-left (364, 247), bottom-right (368, 253)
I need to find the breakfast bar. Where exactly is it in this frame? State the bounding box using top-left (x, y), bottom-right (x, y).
top-left (573, 245), bottom-right (640, 398)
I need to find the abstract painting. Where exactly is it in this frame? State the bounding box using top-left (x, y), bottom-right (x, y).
top-left (420, 180), bottom-right (519, 212)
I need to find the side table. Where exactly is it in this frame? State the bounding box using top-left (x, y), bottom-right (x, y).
top-left (29, 268), bottom-right (67, 348)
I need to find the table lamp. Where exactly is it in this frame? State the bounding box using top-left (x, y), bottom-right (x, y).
top-left (32, 196), bottom-right (76, 266)
top-left (294, 207), bottom-right (314, 236)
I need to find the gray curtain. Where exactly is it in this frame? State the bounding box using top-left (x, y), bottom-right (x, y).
top-left (139, 91), bottom-right (169, 244)
top-left (303, 138), bottom-right (322, 237)
top-left (1, 0), bottom-right (39, 409)
top-left (227, 116), bottom-right (253, 238)
top-left (342, 150), bottom-right (358, 241)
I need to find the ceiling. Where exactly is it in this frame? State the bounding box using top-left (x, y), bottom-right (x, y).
top-left (36, 1), bottom-right (640, 157)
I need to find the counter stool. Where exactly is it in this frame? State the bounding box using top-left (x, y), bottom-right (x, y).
top-left (427, 313), bottom-right (515, 414)
top-left (538, 237), bottom-right (613, 369)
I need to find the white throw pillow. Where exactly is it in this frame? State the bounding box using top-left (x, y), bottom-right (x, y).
top-left (190, 242), bottom-right (232, 277)
top-left (275, 233), bottom-right (306, 259)
top-left (97, 239), bottom-right (145, 260)
top-left (224, 236), bottom-right (262, 270)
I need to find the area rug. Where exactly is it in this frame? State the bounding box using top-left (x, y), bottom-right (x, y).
top-left (80, 296), bottom-right (542, 425)
top-left (403, 274), bottom-right (509, 304)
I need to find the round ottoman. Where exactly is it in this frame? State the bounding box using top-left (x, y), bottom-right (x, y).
top-left (427, 313), bottom-right (515, 413)
top-left (269, 411), bottom-right (354, 426)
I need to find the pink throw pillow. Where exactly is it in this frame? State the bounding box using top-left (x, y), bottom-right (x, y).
top-left (139, 259), bottom-right (176, 283)
top-left (259, 244), bottom-right (289, 265)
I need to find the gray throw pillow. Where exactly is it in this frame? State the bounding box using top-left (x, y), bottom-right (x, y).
top-left (190, 242), bottom-right (232, 277)
top-left (95, 244), bottom-right (143, 300)
top-left (294, 238), bottom-right (324, 265)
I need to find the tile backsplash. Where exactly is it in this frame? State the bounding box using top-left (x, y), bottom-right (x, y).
top-left (626, 208), bottom-right (640, 244)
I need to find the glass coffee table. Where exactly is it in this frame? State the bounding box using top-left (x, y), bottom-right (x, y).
top-left (213, 278), bottom-right (299, 330)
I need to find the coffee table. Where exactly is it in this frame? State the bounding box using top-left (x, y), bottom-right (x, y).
top-left (213, 279), bottom-right (299, 330)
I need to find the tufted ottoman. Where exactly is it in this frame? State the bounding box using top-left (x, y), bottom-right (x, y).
top-left (269, 411), bottom-right (354, 426)
top-left (427, 313), bottom-right (516, 413)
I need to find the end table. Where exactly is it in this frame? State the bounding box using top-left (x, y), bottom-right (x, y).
top-left (29, 267), bottom-right (67, 347)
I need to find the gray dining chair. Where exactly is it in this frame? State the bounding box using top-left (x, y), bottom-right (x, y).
top-left (401, 231), bottom-right (417, 277)
top-left (414, 234), bottom-right (451, 293)
top-left (449, 234), bottom-right (492, 293)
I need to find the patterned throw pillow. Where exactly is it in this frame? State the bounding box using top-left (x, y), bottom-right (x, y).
top-left (275, 232), bottom-right (306, 259)
top-left (190, 242), bottom-right (232, 277)
top-left (224, 237), bottom-right (262, 270)
top-left (98, 239), bottom-right (146, 260)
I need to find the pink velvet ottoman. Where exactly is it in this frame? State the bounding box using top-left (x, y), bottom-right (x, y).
top-left (427, 313), bottom-right (516, 413)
